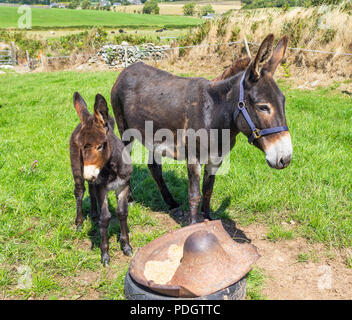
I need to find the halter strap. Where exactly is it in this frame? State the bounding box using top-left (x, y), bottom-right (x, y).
top-left (233, 71), bottom-right (288, 144)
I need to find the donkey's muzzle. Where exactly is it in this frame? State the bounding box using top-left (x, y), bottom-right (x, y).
top-left (83, 165), bottom-right (100, 182)
top-left (264, 133), bottom-right (292, 170)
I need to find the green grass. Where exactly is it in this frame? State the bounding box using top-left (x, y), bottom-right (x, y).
top-left (346, 257), bottom-right (352, 269)
top-left (0, 70), bottom-right (351, 299)
top-left (0, 7), bottom-right (202, 29)
top-left (246, 268), bottom-right (266, 300)
top-left (266, 225), bottom-right (296, 242)
top-left (297, 250), bottom-right (320, 263)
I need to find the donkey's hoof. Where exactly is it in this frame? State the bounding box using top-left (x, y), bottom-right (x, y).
top-left (101, 254), bottom-right (110, 267)
top-left (170, 207), bottom-right (183, 218)
top-left (189, 218), bottom-right (197, 225)
top-left (122, 246), bottom-right (133, 257)
top-left (202, 213), bottom-right (214, 221)
top-left (128, 201), bottom-right (135, 208)
top-left (90, 214), bottom-right (99, 224)
top-left (76, 225), bottom-right (83, 233)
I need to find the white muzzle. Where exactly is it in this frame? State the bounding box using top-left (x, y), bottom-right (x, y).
top-left (265, 133), bottom-right (293, 169)
top-left (83, 165), bottom-right (100, 181)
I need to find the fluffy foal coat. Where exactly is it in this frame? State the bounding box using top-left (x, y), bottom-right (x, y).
top-left (70, 93), bottom-right (133, 265)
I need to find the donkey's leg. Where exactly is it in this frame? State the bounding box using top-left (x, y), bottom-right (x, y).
top-left (88, 182), bottom-right (99, 223)
top-left (187, 161), bottom-right (202, 225)
top-left (201, 163), bottom-right (221, 220)
top-left (147, 151), bottom-right (180, 212)
top-left (96, 187), bottom-right (111, 266)
top-left (74, 181), bottom-right (85, 231)
top-left (116, 185), bottom-right (132, 256)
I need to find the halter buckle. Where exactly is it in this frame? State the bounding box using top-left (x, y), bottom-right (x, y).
top-left (252, 129), bottom-right (261, 140)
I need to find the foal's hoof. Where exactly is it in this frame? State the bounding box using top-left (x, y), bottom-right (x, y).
top-left (128, 201), bottom-right (135, 208)
top-left (170, 207), bottom-right (183, 218)
top-left (101, 254), bottom-right (110, 267)
top-left (122, 246), bottom-right (133, 257)
top-left (189, 218), bottom-right (197, 225)
top-left (76, 225), bottom-right (83, 233)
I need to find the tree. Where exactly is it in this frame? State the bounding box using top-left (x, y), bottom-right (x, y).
top-left (81, 0), bottom-right (90, 9)
top-left (67, 0), bottom-right (79, 9)
top-left (143, 0), bottom-right (160, 14)
top-left (198, 4), bottom-right (215, 17)
top-left (183, 2), bottom-right (195, 16)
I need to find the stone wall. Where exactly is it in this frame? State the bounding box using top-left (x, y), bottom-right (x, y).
top-left (97, 42), bottom-right (171, 67)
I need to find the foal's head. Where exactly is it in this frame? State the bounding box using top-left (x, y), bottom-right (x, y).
top-left (235, 34), bottom-right (292, 169)
top-left (73, 92), bottom-right (112, 182)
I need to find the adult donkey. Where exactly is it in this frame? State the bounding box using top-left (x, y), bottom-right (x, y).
top-left (111, 34), bottom-right (292, 224)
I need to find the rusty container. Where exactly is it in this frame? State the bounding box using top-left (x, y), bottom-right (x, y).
top-left (127, 220), bottom-right (260, 298)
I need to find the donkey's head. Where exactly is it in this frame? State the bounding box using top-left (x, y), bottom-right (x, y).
top-left (235, 34), bottom-right (292, 169)
top-left (73, 92), bottom-right (112, 182)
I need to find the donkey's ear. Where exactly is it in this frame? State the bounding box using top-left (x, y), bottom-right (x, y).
top-left (264, 35), bottom-right (289, 75)
top-left (248, 34), bottom-right (274, 81)
top-left (73, 92), bottom-right (90, 124)
top-left (94, 94), bottom-right (109, 128)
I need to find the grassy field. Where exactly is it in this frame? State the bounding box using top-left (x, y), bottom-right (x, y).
top-left (114, 1), bottom-right (241, 15)
top-left (24, 28), bottom-right (188, 41)
top-left (0, 7), bottom-right (202, 29)
top-left (0, 70), bottom-right (351, 299)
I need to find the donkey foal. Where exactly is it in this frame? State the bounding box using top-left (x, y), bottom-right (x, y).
top-left (70, 92), bottom-right (133, 266)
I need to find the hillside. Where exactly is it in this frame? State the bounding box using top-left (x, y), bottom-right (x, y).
top-left (171, 5), bottom-right (352, 82)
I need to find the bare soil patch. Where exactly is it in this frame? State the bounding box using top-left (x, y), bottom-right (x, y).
top-left (238, 224), bottom-right (352, 300)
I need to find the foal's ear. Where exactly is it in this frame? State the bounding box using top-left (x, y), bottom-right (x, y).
top-left (264, 35), bottom-right (289, 75)
top-left (249, 34), bottom-right (274, 81)
top-left (94, 94), bottom-right (109, 128)
top-left (73, 92), bottom-right (90, 124)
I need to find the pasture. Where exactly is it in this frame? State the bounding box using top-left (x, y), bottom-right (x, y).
top-left (115, 1), bottom-right (242, 15)
top-left (0, 70), bottom-right (351, 299)
top-left (0, 7), bottom-right (202, 29)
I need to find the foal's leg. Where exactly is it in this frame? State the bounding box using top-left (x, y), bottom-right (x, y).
top-left (74, 181), bottom-right (85, 231)
top-left (116, 185), bottom-right (132, 256)
top-left (201, 163), bottom-right (221, 220)
top-left (116, 115), bottom-right (135, 206)
top-left (147, 151), bottom-right (180, 212)
top-left (71, 144), bottom-right (85, 231)
top-left (95, 187), bottom-right (111, 266)
top-left (127, 186), bottom-right (134, 205)
top-left (187, 161), bottom-right (202, 225)
top-left (88, 182), bottom-right (99, 223)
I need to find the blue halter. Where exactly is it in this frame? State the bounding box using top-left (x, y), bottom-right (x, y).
top-left (233, 72), bottom-right (289, 144)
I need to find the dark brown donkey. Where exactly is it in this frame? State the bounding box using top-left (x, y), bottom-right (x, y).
top-left (70, 92), bottom-right (133, 266)
top-left (111, 34), bottom-right (292, 225)
top-left (212, 57), bottom-right (251, 82)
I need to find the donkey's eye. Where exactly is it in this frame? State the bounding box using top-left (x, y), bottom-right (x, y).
top-left (257, 104), bottom-right (271, 113)
top-left (97, 144), bottom-right (104, 151)
top-left (84, 144), bottom-right (91, 150)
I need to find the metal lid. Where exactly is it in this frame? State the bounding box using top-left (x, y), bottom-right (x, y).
top-left (129, 220), bottom-right (260, 297)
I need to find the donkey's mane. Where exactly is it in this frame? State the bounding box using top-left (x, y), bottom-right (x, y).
top-left (212, 57), bottom-right (251, 82)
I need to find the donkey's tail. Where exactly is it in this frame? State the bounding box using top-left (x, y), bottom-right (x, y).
top-left (111, 81), bottom-right (131, 146)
